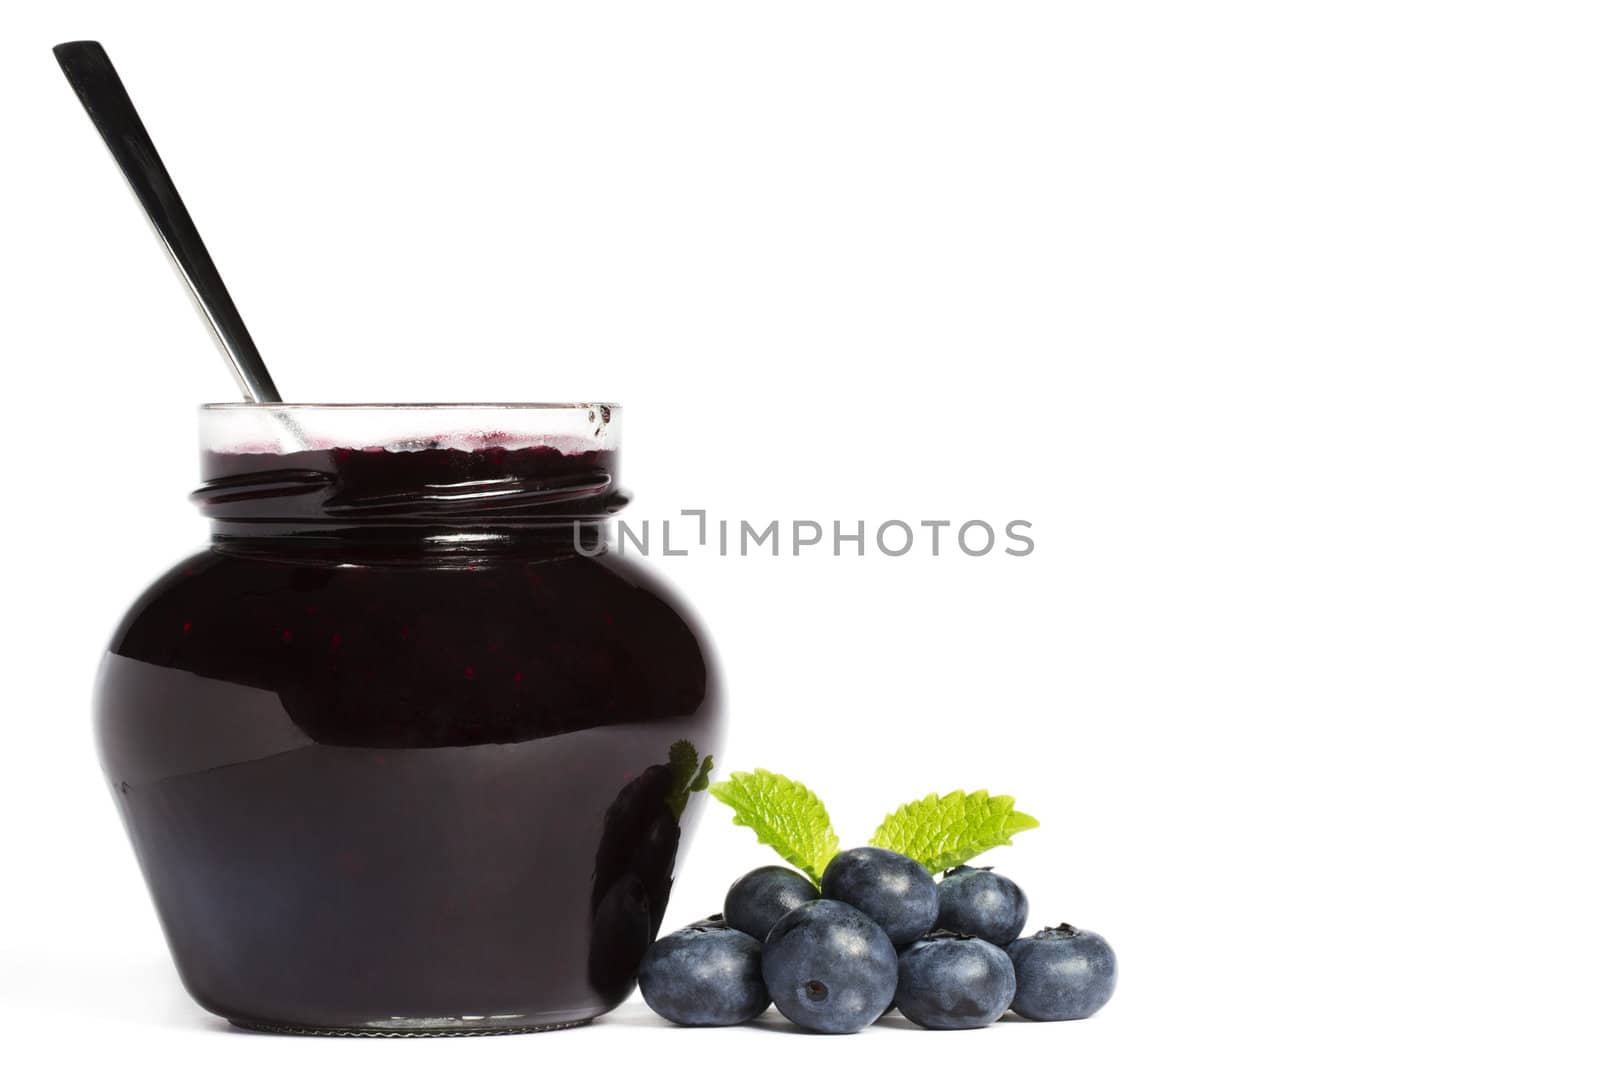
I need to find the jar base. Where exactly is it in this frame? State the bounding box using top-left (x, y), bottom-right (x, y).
top-left (228, 1016), bottom-right (594, 1038)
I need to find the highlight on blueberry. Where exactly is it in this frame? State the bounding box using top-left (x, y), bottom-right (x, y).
top-left (1006, 923), bottom-right (1118, 1021)
top-left (937, 865), bottom-right (1029, 945)
top-left (819, 846), bottom-right (939, 946)
top-left (895, 931), bottom-right (1018, 1030)
top-left (761, 899), bottom-right (898, 1033)
top-left (637, 916), bottom-right (769, 1026)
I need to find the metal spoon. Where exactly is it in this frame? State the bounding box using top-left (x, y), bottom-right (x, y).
top-left (54, 40), bottom-right (284, 403)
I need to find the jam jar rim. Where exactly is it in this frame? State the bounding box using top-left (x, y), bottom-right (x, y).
top-left (196, 403), bottom-right (625, 535)
top-left (199, 401), bottom-right (622, 411)
top-left (199, 402), bottom-right (621, 456)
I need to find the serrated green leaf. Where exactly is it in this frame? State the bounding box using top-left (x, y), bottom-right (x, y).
top-left (869, 790), bottom-right (1040, 872)
top-left (708, 769), bottom-right (840, 883)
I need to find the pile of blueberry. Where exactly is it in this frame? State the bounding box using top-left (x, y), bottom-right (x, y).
top-left (637, 846), bottom-right (1116, 1033)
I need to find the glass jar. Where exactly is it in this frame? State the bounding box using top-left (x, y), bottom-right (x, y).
top-left (95, 404), bottom-right (723, 1035)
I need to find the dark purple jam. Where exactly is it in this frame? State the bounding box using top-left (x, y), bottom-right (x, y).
top-left (96, 439), bottom-right (722, 1034)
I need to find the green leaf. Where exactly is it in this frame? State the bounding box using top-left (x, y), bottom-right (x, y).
top-left (869, 790), bottom-right (1040, 872)
top-left (665, 741), bottom-right (714, 819)
top-left (688, 755), bottom-right (713, 794)
top-left (708, 769), bottom-right (840, 883)
top-left (668, 741), bottom-right (700, 795)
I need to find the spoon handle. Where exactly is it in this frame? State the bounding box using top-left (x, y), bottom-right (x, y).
top-left (54, 40), bottom-right (282, 403)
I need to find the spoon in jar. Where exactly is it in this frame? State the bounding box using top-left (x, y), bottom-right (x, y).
top-left (54, 40), bottom-right (285, 405)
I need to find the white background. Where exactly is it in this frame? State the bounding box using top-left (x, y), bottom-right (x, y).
top-left (2, 1), bottom-right (1596, 1063)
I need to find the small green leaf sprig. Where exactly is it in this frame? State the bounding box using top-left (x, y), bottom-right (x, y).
top-left (666, 740), bottom-right (714, 819)
top-left (708, 769), bottom-right (1039, 884)
top-left (705, 770), bottom-right (839, 882)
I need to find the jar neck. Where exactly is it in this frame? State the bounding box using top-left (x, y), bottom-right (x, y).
top-left (209, 521), bottom-right (612, 563)
top-left (194, 443), bottom-right (626, 558)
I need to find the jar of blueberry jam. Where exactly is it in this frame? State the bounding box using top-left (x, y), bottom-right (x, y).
top-left (95, 403), bottom-right (723, 1035)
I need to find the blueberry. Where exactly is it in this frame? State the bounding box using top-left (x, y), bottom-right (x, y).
top-left (636, 812), bottom-right (682, 934)
top-left (588, 761), bottom-right (684, 999)
top-left (819, 847), bottom-right (938, 946)
top-left (638, 919), bottom-right (770, 1026)
top-left (1006, 923), bottom-right (1117, 1021)
top-left (762, 899), bottom-right (897, 1033)
top-left (591, 763), bottom-right (680, 939)
top-left (896, 932), bottom-right (1017, 1030)
top-left (725, 866), bottom-right (820, 941)
top-left (587, 873), bottom-right (653, 1003)
top-left (937, 865), bottom-right (1029, 945)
